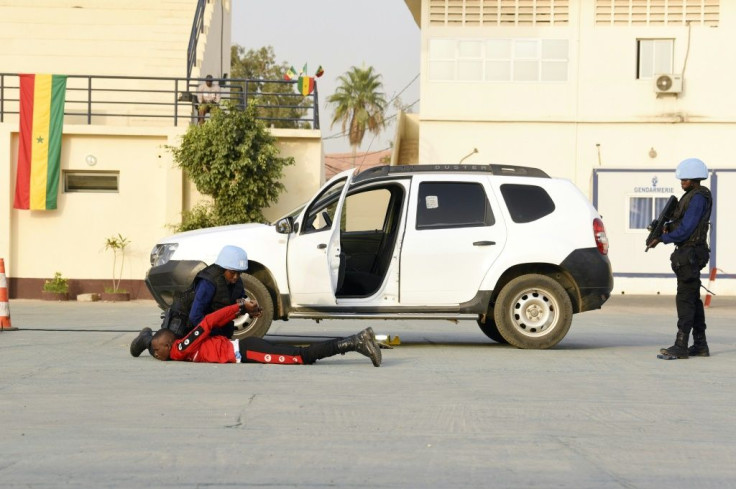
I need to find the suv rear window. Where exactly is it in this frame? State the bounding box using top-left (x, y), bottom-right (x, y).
top-left (500, 184), bottom-right (555, 223)
top-left (417, 182), bottom-right (494, 229)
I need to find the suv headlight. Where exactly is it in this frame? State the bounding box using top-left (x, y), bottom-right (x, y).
top-left (150, 243), bottom-right (178, 267)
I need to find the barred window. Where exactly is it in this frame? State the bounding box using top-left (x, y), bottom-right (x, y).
top-left (429, 0), bottom-right (570, 26)
top-left (595, 0), bottom-right (719, 26)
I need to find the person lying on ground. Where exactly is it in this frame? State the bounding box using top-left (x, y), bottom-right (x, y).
top-left (149, 299), bottom-right (382, 367)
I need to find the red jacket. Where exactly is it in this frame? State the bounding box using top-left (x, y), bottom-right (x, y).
top-left (169, 303), bottom-right (240, 363)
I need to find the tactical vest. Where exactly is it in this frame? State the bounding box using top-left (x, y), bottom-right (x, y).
top-left (668, 186), bottom-right (712, 247)
top-left (195, 263), bottom-right (243, 315)
top-left (163, 263), bottom-right (243, 337)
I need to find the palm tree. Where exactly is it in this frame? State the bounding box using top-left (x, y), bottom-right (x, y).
top-left (327, 66), bottom-right (387, 166)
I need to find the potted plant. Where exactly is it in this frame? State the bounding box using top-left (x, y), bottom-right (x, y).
top-left (42, 272), bottom-right (69, 301)
top-left (101, 233), bottom-right (131, 301)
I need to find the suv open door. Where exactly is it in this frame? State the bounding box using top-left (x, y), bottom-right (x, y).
top-left (286, 169), bottom-right (354, 306)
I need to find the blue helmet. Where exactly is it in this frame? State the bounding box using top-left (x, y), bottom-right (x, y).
top-left (675, 158), bottom-right (708, 180)
top-left (214, 245), bottom-right (248, 272)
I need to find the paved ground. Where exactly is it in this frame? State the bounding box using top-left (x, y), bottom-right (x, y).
top-left (1, 295), bottom-right (735, 489)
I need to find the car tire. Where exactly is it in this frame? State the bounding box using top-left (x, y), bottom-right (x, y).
top-left (232, 273), bottom-right (274, 340)
top-left (477, 315), bottom-right (508, 344)
top-left (493, 274), bottom-right (572, 349)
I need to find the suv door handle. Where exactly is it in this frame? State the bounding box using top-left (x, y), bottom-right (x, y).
top-left (473, 241), bottom-right (496, 246)
top-left (317, 243), bottom-right (327, 249)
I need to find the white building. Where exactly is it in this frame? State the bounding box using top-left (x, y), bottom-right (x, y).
top-left (398, 0), bottom-right (734, 294)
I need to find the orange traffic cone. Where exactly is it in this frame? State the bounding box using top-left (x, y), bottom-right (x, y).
top-left (0, 258), bottom-right (18, 331)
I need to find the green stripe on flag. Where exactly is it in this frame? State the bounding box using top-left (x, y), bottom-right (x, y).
top-left (46, 75), bottom-right (67, 209)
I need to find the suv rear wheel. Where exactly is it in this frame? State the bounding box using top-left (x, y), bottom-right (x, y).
top-left (493, 274), bottom-right (572, 349)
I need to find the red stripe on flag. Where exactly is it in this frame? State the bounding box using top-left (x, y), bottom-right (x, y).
top-left (14, 74), bottom-right (35, 210)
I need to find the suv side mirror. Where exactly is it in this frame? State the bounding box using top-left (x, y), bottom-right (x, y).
top-left (275, 217), bottom-right (295, 234)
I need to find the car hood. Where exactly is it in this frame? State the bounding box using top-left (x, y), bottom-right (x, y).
top-left (161, 223), bottom-right (286, 265)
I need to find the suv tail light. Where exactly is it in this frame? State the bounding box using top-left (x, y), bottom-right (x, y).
top-left (593, 218), bottom-right (609, 255)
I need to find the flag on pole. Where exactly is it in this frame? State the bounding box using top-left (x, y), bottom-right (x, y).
top-left (315, 65), bottom-right (324, 78)
top-left (300, 63), bottom-right (308, 76)
top-left (283, 66), bottom-right (297, 81)
top-left (297, 76), bottom-right (315, 96)
top-left (14, 74), bottom-right (67, 210)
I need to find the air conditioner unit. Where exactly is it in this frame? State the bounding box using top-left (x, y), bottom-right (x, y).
top-left (654, 74), bottom-right (683, 94)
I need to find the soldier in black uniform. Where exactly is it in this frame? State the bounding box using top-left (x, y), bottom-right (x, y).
top-left (647, 158), bottom-right (713, 360)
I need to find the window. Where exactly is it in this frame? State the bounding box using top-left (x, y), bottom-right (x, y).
top-left (63, 171), bottom-right (119, 192)
top-left (629, 196), bottom-right (670, 230)
top-left (429, 0), bottom-right (570, 26)
top-left (302, 178), bottom-right (347, 234)
top-left (637, 39), bottom-right (673, 79)
top-left (343, 188), bottom-right (393, 232)
top-left (596, 0), bottom-right (719, 27)
top-left (500, 184), bottom-right (555, 223)
top-left (416, 182), bottom-right (494, 229)
top-left (458, 40), bottom-right (484, 81)
top-left (485, 39), bottom-right (512, 81)
top-left (428, 39), bottom-right (457, 81)
top-left (430, 38), bottom-right (569, 82)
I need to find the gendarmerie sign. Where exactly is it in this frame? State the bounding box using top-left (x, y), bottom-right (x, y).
top-left (634, 176), bottom-right (675, 194)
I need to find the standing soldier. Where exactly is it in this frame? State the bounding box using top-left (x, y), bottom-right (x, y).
top-left (647, 158), bottom-right (713, 360)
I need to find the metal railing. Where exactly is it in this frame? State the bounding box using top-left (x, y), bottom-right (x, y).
top-left (0, 73), bottom-right (319, 129)
top-left (187, 0), bottom-right (207, 80)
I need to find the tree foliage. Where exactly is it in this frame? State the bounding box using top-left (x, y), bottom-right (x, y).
top-left (170, 102), bottom-right (294, 231)
top-left (230, 45), bottom-right (311, 129)
top-left (327, 66), bottom-right (387, 161)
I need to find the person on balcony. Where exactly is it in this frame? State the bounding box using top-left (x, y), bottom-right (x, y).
top-left (196, 74), bottom-right (221, 124)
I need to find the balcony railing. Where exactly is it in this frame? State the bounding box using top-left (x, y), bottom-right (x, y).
top-left (0, 73), bottom-right (319, 129)
top-left (187, 0), bottom-right (207, 80)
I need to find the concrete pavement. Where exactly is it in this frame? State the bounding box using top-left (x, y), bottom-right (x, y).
top-left (1, 295), bottom-right (735, 488)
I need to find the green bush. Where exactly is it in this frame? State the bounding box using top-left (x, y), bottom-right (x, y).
top-left (43, 272), bottom-right (69, 294)
top-left (170, 101), bottom-right (294, 231)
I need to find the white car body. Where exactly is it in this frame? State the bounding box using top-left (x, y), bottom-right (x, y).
top-left (146, 164), bottom-right (613, 349)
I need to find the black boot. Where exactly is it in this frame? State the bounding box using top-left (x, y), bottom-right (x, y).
top-left (688, 331), bottom-right (710, 357)
top-left (658, 331), bottom-right (689, 360)
top-left (336, 327), bottom-right (382, 367)
top-left (130, 327), bottom-right (153, 357)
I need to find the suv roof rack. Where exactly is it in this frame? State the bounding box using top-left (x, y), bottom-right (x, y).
top-left (353, 164), bottom-right (549, 183)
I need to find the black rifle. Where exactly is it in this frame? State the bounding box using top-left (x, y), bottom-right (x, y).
top-left (645, 195), bottom-right (678, 252)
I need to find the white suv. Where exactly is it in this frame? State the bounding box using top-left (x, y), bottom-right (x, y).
top-left (146, 164), bottom-right (613, 349)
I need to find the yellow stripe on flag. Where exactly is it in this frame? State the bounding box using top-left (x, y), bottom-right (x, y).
top-left (30, 74), bottom-right (52, 210)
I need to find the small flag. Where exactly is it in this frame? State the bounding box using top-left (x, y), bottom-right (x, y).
top-left (297, 76), bottom-right (315, 96)
top-left (315, 65), bottom-right (324, 78)
top-left (14, 74), bottom-right (67, 210)
top-left (300, 63), bottom-right (308, 76)
top-left (283, 66), bottom-right (297, 81)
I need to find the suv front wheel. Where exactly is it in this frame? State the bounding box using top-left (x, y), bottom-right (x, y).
top-left (493, 274), bottom-right (573, 349)
top-left (232, 273), bottom-right (274, 340)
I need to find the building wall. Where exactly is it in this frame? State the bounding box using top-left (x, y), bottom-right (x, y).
top-left (0, 123), bottom-right (186, 297)
top-left (0, 122), bottom-right (323, 298)
top-left (0, 0), bottom-right (201, 77)
top-left (408, 0), bottom-right (735, 294)
top-left (0, 1), bottom-right (324, 298)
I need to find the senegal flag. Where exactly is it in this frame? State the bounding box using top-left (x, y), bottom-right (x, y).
top-left (283, 66), bottom-right (297, 81)
top-left (14, 74), bottom-right (67, 210)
